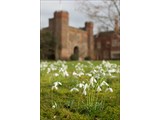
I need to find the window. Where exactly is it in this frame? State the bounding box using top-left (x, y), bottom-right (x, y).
top-left (112, 39), bottom-right (119, 47)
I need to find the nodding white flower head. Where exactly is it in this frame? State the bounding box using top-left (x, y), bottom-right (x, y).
top-left (105, 61), bottom-right (111, 68)
top-left (73, 71), bottom-right (77, 76)
top-left (107, 72), bottom-right (112, 76)
top-left (105, 88), bottom-right (113, 92)
top-left (52, 102), bottom-right (57, 109)
top-left (82, 89), bottom-right (87, 95)
top-left (108, 69), bottom-right (116, 73)
top-left (52, 105), bottom-right (56, 109)
top-left (54, 73), bottom-right (59, 77)
top-left (54, 81), bottom-right (62, 87)
top-left (97, 86), bottom-right (102, 92)
top-left (47, 68), bottom-right (51, 74)
top-left (52, 86), bottom-right (58, 90)
top-left (63, 71), bottom-right (69, 77)
top-left (77, 83), bottom-right (84, 88)
top-left (86, 73), bottom-right (92, 77)
top-left (102, 72), bottom-right (106, 76)
top-left (83, 83), bottom-right (89, 90)
top-left (100, 81), bottom-right (109, 87)
top-left (78, 72), bottom-right (84, 77)
top-left (89, 77), bottom-right (97, 87)
top-left (70, 88), bottom-right (79, 92)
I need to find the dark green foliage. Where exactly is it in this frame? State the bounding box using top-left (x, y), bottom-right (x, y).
top-left (70, 54), bottom-right (79, 60)
top-left (84, 56), bottom-right (91, 60)
top-left (40, 30), bottom-right (58, 60)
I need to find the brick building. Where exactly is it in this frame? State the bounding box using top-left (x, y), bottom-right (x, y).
top-left (94, 18), bottom-right (120, 60)
top-left (40, 10), bottom-right (120, 60)
top-left (41, 11), bottom-right (94, 60)
top-left (94, 31), bottom-right (120, 60)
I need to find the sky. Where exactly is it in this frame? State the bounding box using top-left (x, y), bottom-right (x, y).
top-left (40, 0), bottom-right (99, 34)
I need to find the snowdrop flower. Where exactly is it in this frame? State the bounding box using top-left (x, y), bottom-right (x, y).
top-left (52, 81), bottom-right (62, 90)
top-left (89, 77), bottom-right (97, 87)
top-left (86, 73), bottom-right (92, 77)
top-left (54, 81), bottom-right (62, 86)
top-left (106, 72), bottom-right (112, 76)
top-left (51, 85), bottom-right (58, 90)
top-left (54, 73), bottom-right (59, 77)
top-left (50, 64), bottom-right (57, 71)
top-left (70, 88), bottom-right (79, 92)
top-left (116, 67), bottom-right (120, 73)
top-left (102, 72), bottom-right (106, 76)
top-left (105, 88), bottom-right (113, 92)
top-left (77, 83), bottom-right (84, 88)
top-left (97, 86), bottom-right (102, 92)
top-left (83, 83), bottom-right (89, 90)
top-left (63, 71), bottom-right (69, 77)
top-left (100, 81), bottom-right (109, 87)
top-left (73, 71), bottom-right (77, 76)
top-left (47, 68), bottom-right (51, 74)
top-left (105, 61), bottom-right (111, 68)
top-left (108, 69), bottom-right (116, 73)
top-left (52, 102), bottom-right (57, 109)
top-left (94, 69), bottom-right (97, 73)
top-left (82, 89), bottom-right (87, 95)
top-left (78, 72), bottom-right (84, 77)
top-left (59, 68), bottom-right (63, 72)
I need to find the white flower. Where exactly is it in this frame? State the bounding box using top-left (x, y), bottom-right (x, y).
top-left (105, 88), bottom-right (113, 92)
top-left (52, 81), bottom-right (62, 90)
top-left (70, 88), bottom-right (79, 92)
top-left (54, 81), bottom-right (62, 86)
top-left (100, 81), bottom-right (109, 87)
top-left (77, 83), bottom-right (84, 88)
top-left (89, 77), bottom-right (97, 87)
top-left (47, 68), bottom-right (51, 74)
top-left (105, 61), bottom-right (111, 68)
top-left (83, 83), bottom-right (89, 90)
top-left (73, 71), bottom-right (84, 77)
top-left (73, 71), bottom-right (77, 76)
top-left (86, 73), bottom-right (92, 77)
top-left (51, 86), bottom-right (58, 90)
top-left (52, 105), bottom-right (56, 109)
top-left (97, 86), bottom-right (102, 92)
top-left (82, 90), bottom-right (87, 95)
top-left (78, 72), bottom-right (84, 77)
top-left (52, 102), bottom-right (57, 109)
top-left (108, 69), bottom-right (116, 73)
top-left (64, 71), bottom-right (69, 77)
top-left (54, 73), bottom-right (59, 77)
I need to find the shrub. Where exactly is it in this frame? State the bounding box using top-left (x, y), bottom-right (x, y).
top-left (70, 54), bottom-right (79, 60)
top-left (84, 56), bottom-right (91, 60)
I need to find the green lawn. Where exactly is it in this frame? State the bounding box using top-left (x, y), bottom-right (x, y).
top-left (40, 60), bottom-right (120, 120)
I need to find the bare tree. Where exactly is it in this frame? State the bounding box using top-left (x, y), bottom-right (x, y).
top-left (76, 0), bottom-right (120, 33)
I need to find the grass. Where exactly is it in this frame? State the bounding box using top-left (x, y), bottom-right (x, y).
top-left (40, 60), bottom-right (120, 120)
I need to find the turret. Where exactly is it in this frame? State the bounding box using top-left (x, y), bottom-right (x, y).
top-left (54, 11), bottom-right (69, 60)
top-left (85, 22), bottom-right (94, 59)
